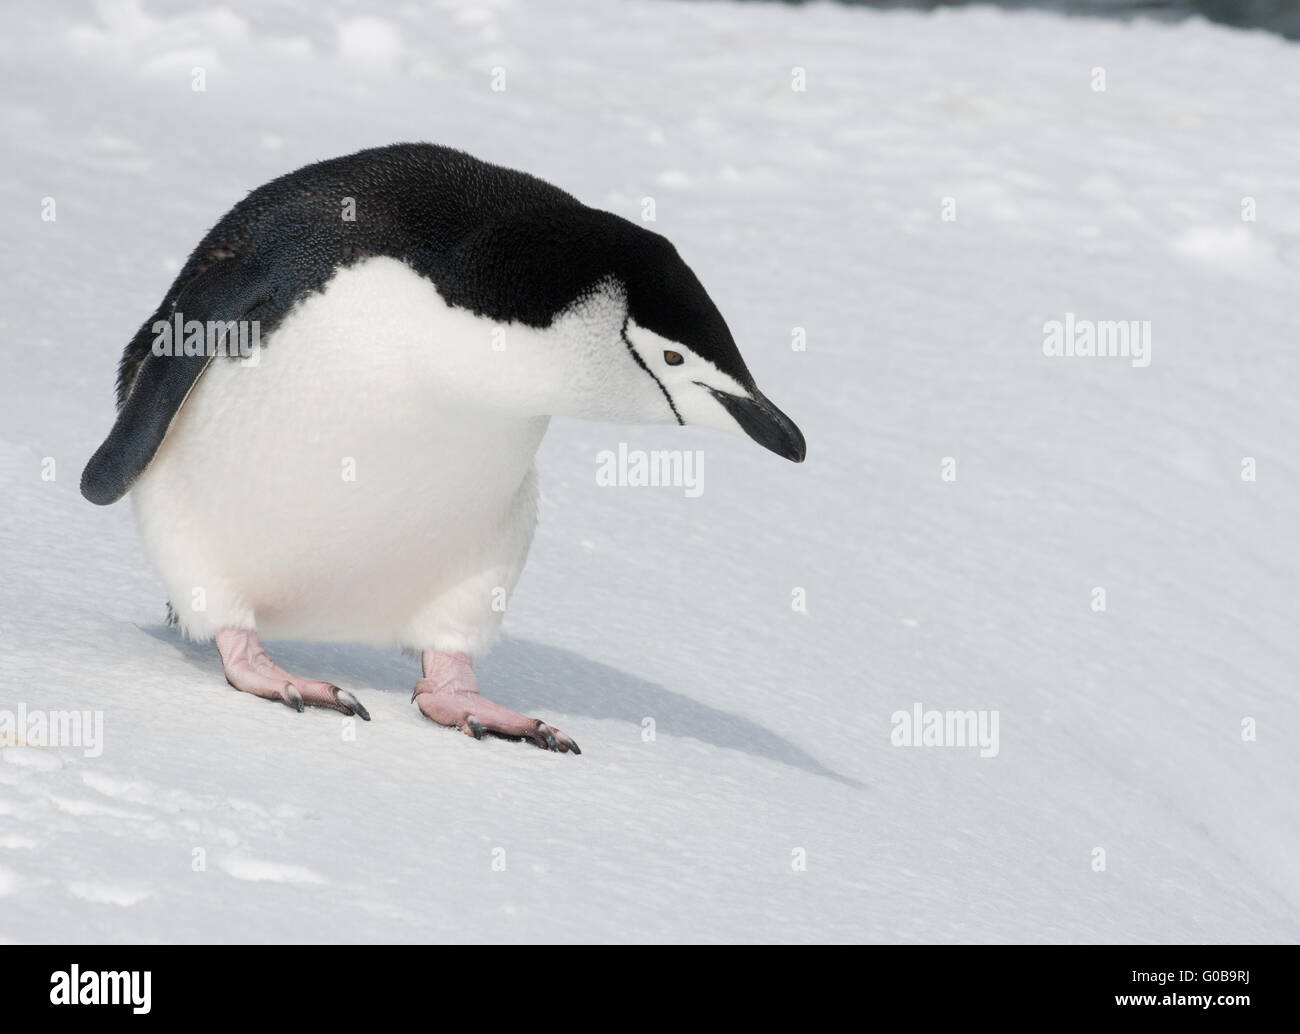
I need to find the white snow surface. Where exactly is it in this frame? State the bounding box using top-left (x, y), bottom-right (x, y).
top-left (1, 0), bottom-right (1298, 943)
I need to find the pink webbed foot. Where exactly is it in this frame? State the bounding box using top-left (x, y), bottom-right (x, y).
top-left (413, 651), bottom-right (579, 755)
top-left (216, 627), bottom-right (370, 720)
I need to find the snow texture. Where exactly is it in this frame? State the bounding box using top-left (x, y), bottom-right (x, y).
top-left (1, 0), bottom-right (1298, 943)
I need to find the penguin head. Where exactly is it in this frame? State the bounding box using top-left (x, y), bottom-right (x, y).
top-left (446, 207), bottom-right (806, 462)
top-left (616, 229), bottom-right (807, 464)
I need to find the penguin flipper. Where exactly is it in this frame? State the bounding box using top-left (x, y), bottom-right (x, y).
top-left (80, 257), bottom-right (272, 506)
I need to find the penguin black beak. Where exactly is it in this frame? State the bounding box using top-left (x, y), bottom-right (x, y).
top-left (699, 384), bottom-right (807, 463)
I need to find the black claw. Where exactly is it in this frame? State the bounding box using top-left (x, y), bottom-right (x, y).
top-left (567, 739), bottom-right (582, 756)
top-left (282, 683), bottom-right (305, 713)
top-left (336, 689), bottom-right (370, 721)
top-left (538, 726), bottom-right (559, 752)
top-left (466, 717), bottom-right (485, 740)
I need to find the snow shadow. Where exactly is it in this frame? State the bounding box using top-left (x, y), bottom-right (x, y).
top-left (485, 636), bottom-right (861, 786)
top-left (140, 625), bottom-right (860, 787)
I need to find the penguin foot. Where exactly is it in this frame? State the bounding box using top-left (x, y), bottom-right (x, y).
top-left (413, 650), bottom-right (580, 755)
top-left (216, 627), bottom-right (371, 720)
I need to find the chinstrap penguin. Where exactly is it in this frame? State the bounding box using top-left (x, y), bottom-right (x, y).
top-left (82, 142), bottom-right (806, 754)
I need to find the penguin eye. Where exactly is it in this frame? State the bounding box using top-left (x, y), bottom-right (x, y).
top-left (663, 350), bottom-right (684, 366)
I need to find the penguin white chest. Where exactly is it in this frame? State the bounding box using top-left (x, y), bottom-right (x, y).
top-left (130, 257), bottom-right (550, 652)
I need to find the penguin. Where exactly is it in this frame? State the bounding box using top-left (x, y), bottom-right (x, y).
top-left (81, 142), bottom-right (806, 754)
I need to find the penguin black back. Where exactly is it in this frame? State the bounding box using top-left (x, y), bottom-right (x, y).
top-left (111, 143), bottom-right (585, 406)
